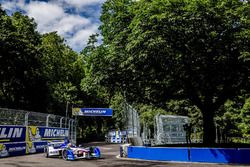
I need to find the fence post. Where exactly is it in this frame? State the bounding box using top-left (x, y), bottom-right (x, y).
top-left (68, 119), bottom-right (71, 129)
top-left (60, 117), bottom-right (64, 128)
top-left (25, 112), bottom-right (29, 126)
top-left (46, 114), bottom-right (51, 127)
top-left (74, 117), bottom-right (77, 145)
top-left (71, 120), bottom-right (74, 144)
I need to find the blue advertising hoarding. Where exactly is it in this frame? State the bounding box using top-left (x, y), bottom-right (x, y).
top-left (0, 126), bottom-right (26, 143)
top-left (0, 142), bottom-right (26, 158)
top-left (26, 141), bottom-right (48, 154)
top-left (0, 125), bottom-right (70, 158)
top-left (73, 108), bottom-right (113, 116)
top-left (106, 130), bottom-right (127, 143)
top-left (26, 126), bottom-right (69, 142)
top-left (26, 126), bottom-right (68, 154)
top-left (39, 127), bottom-right (69, 140)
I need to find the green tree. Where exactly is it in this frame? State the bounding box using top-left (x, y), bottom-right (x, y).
top-left (0, 10), bottom-right (47, 111)
top-left (136, 104), bottom-right (166, 137)
top-left (40, 32), bottom-right (84, 114)
top-left (80, 34), bottom-right (111, 106)
top-left (215, 99), bottom-right (242, 142)
top-left (239, 97), bottom-right (250, 138)
top-left (79, 34), bottom-right (115, 140)
top-left (99, 0), bottom-right (141, 103)
top-left (109, 92), bottom-right (127, 129)
top-left (128, 0), bottom-right (250, 144)
top-left (98, 0), bottom-right (250, 144)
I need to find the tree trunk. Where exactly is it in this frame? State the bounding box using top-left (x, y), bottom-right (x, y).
top-left (202, 109), bottom-right (216, 145)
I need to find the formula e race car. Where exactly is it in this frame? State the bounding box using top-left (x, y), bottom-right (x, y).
top-left (44, 140), bottom-right (101, 161)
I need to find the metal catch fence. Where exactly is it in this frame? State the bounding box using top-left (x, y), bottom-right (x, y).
top-left (124, 103), bottom-right (140, 138)
top-left (0, 108), bottom-right (76, 144)
top-left (154, 114), bottom-right (189, 145)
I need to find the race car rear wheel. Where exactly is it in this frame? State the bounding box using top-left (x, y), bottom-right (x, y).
top-left (62, 150), bottom-right (68, 160)
top-left (44, 147), bottom-right (49, 158)
top-left (94, 147), bottom-right (101, 158)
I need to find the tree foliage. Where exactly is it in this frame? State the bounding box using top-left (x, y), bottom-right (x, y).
top-left (239, 97), bottom-right (250, 138)
top-left (0, 7), bottom-right (85, 115)
top-left (40, 32), bottom-right (84, 114)
top-left (0, 10), bottom-right (47, 111)
top-left (1, 1), bottom-right (250, 144)
top-left (97, 0), bottom-right (250, 143)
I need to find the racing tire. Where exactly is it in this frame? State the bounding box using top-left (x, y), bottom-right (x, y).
top-left (94, 147), bottom-right (101, 159)
top-left (44, 147), bottom-right (49, 158)
top-left (88, 147), bottom-right (101, 159)
top-left (62, 150), bottom-right (68, 161)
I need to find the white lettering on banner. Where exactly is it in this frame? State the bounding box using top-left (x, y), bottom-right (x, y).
top-left (44, 129), bottom-right (68, 137)
top-left (8, 147), bottom-right (26, 152)
top-left (83, 110), bottom-right (106, 114)
top-left (36, 145), bottom-right (45, 149)
top-left (7, 128), bottom-right (13, 138)
top-left (0, 128), bottom-right (23, 139)
top-left (0, 128), bottom-right (7, 138)
top-left (13, 128), bottom-right (23, 138)
top-left (44, 129), bottom-right (49, 137)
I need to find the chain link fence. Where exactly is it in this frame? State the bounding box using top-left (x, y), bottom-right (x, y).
top-left (122, 103), bottom-right (248, 145)
top-left (0, 108), bottom-right (76, 143)
top-left (154, 114), bottom-right (189, 145)
top-left (124, 103), bottom-right (140, 138)
top-left (123, 103), bottom-right (191, 146)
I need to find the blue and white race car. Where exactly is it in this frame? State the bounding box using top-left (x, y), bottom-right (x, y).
top-left (44, 140), bottom-right (101, 161)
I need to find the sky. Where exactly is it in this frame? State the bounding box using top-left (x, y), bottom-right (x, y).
top-left (0, 0), bottom-right (105, 52)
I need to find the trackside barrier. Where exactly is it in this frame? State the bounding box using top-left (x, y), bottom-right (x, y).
top-left (0, 125), bottom-right (69, 158)
top-left (120, 144), bottom-right (131, 157)
top-left (105, 130), bottom-right (127, 143)
top-left (127, 146), bottom-right (250, 164)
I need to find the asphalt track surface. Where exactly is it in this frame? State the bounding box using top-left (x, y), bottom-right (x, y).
top-left (0, 142), bottom-right (249, 167)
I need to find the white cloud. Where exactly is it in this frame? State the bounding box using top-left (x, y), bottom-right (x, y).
top-left (64, 0), bottom-right (105, 8)
top-left (68, 24), bottom-right (99, 52)
top-left (25, 1), bottom-right (65, 33)
top-left (1, 0), bottom-right (25, 11)
top-left (1, 1), bottom-right (16, 11)
top-left (0, 0), bottom-right (103, 52)
top-left (55, 15), bottom-right (91, 37)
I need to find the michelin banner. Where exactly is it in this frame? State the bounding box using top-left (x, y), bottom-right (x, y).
top-left (72, 108), bottom-right (113, 116)
top-left (0, 125), bottom-right (69, 157)
top-left (0, 125), bottom-right (26, 143)
top-left (26, 141), bottom-right (48, 154)
top-left (0, 142), bottom-right (26, 158)
top-left (26, 126), bottom-right (69, 142)
top-left (26, 126), bottom-right (69, 154)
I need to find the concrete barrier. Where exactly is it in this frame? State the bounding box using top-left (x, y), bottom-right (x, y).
top-left (120, 143), bottom-right (131, 157)
top-left (127, 146), bottom-right (250, 164)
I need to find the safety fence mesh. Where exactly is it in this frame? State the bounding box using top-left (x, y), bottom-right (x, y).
top-left (124, 103), bottom-right (140, 138)
top-left (0, 108), bottom-right (76, 143)
top-left (154, 114), bottom-right (189, 145)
